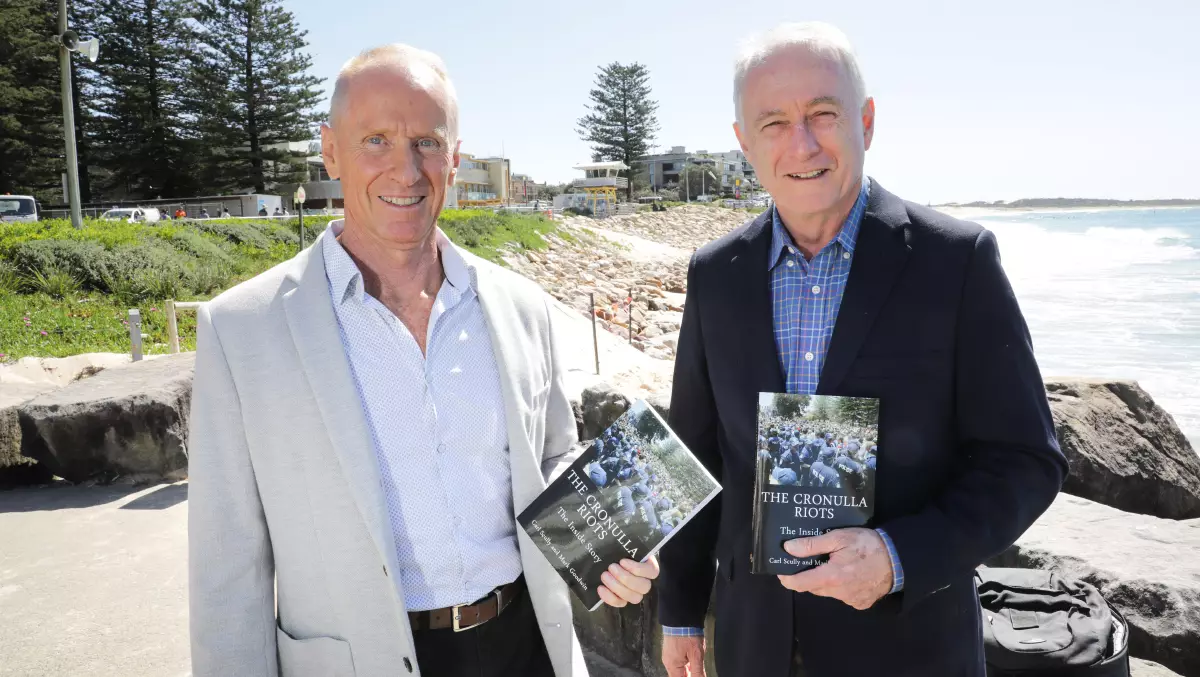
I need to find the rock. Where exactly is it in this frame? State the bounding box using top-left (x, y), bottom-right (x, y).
top-left (1, 382), bottom-right (57, 469)
top-left (579, 382), bottom-right (631, 441)
top-left (1131, 658), bottom-right (1184, 677)
top-left (1046, 380), bottom-right (1200, 519)
top-left (18, 353), bottom-right (195, 483)
top-left (989, 493), bottom-right (1200, 676)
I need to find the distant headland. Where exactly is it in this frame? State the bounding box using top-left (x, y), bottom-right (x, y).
top-left (937, 198), bottom-right (1200, 209)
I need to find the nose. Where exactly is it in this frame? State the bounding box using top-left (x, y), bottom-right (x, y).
top-left (386, 143), bottom-right (424, 186)
top-left (790, 120), bottom-right (821, 158)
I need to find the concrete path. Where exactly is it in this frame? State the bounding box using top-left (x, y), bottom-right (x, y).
top-left (0, 483), bottom-right (639, 677)
top-left (0, 482), bottom-right (190, 677)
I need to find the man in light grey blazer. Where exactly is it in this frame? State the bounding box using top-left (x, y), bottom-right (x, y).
top-left (188, 44), bottom-right (659, 677)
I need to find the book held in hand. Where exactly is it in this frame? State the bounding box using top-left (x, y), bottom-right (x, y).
top-left (751, 392), bottom-right (880, 575)
top-left (517, 399), bottom-right (722, 610)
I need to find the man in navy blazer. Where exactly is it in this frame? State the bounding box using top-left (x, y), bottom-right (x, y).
top-left (658, 22), bottom-right (1067, 677)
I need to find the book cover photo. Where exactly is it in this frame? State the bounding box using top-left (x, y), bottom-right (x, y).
top-left (517, 399), bottom-right (722, 610)
top-left (751, 392), bottom-right (880, 576)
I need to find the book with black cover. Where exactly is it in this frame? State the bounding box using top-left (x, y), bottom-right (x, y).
top-left (751, 392), bottom-right (880, 575)
top-left (517, 399), bottom-right (722, 610)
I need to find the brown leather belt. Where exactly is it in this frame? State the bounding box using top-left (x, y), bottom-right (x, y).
top-left (408, 577), bottom-right (524, 632)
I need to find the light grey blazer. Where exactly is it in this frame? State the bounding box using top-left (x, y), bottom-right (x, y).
top-left (188, 236), bottom-right (589, 677)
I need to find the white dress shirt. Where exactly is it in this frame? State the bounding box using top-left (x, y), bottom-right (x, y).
top-left (321, 221), bottom-right (522, 611)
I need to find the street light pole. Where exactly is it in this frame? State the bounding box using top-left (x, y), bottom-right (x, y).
top-left (58, 0), bottom-right (84, 229)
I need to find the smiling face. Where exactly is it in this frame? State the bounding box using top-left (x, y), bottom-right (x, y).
top-left (321, 61), bottom-right (459, 248)
top-left (734, 45), bottom-right (874, 221)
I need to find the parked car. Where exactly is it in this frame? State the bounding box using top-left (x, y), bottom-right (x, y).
top-left (0, 195), bottom-right (38, 222)
top-left (99, 207), bottom-right (161, 223)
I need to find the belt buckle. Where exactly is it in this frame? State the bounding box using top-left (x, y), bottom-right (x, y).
top-left (452, 587), bottom-right (503, 633)
top-left (452, 601), bottom-right (484, 633)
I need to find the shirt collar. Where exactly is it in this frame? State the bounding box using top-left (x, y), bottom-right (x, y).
top-left (321, 219), bottom-right (473, 306)
top-left (769, 176), bottom-right (871, 270)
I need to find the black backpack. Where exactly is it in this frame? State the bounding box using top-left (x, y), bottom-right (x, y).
top-left (975, 568), bottom-right (1129, 677)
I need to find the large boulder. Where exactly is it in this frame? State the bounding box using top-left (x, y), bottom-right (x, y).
top-left (18, 353), bottom-right (194, 483)
top-left (1045, 380), bottom-right (1200, 520)
top-left (1, 382), bottom-right (57, 469)
top-left (989, 493), bottom-right (1200, 677)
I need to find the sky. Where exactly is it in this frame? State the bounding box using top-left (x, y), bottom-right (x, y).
top-left (286, 0), bottom-right (1199, 204)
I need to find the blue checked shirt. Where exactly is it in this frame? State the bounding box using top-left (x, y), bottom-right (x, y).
top-left (664, 179), bottom-right (902, 639)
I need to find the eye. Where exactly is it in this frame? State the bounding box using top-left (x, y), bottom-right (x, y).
top-left (417, 138), bottom-right (440, 150)
top-left (762, 120), bottom-right (785, 131)
top-left (365, 135), bottom-right (385, 146)
top-left (813, 111), bottom-right (837, 119)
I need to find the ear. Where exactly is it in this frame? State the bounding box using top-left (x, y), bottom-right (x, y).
top-left (448, 139), bottom-right (461, 187)
top-left (733, 121), bottom-right (749, 155)
top-left (320, 124), bottom-right (339, 180)
top-left (861, 98), bottom-right (876, 151)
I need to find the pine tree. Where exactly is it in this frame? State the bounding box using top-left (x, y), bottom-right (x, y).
top-left (0, 0), bottom-right (64, 203)
top-left (85, 0), bottom-right (202, 200)
top-left (189, 0), bottom-right (324, 194)
top-left (835, 397), bottom-right (879, 428)
top-left (576, 62), bottom-right (659, 202)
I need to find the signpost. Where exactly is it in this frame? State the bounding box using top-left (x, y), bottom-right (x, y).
top-left (295, 186), bottom-right (306, 250)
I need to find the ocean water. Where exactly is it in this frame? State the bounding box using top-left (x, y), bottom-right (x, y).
top-left (969, 207), bottom-right (1200, 447)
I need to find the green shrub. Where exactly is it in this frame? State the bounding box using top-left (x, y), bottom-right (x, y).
top-left (0, 261), bottom-right (20, 293)
top-left (163, 228), bottom-right (235, 266)
top-left (188, 219), bottom-right (276, 249)
top-left (23, 267), bottom-right (82, 299)
top-left (563, 206), bottom-right (593, 217)
top-left (6, 239), bottom-right (113, 290)
top-left (184, 262), bottom-right (233, 296)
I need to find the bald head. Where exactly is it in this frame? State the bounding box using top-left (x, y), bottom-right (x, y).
top-left (328, 44), bottom-right (459, 141)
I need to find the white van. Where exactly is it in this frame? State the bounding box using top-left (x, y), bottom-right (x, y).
top-left (0, 195), bottom-right (38, 222)
top-left (100, 207), bottom-right (161, 223)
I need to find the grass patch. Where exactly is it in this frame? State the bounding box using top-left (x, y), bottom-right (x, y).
top-left (438, 210), bottom-right (556, 264)
top-left (1, 211), bottom-right (556, 360)
top-left (0, 293), bottom-right (197, 360)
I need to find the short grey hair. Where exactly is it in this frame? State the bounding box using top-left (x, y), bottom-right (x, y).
top-left (328, 43), bottom-right (459, 139)
top-left (733, 22), bottom-right (867, 126)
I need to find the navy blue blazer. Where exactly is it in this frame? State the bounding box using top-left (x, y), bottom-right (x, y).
top-left (658, 180), bottom-right (1067, 676)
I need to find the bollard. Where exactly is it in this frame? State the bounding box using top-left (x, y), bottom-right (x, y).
top-left (128, 309), bottom-right (143, 361)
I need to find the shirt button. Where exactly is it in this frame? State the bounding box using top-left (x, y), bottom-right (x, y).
top-left (786, 260), bottom-right (795, 268)
top-left (788, 246), bottom-right (795, 254)
top-left (804, 352), bottom-right (815, 361)
top-left (812, 285), bottom-right (821, 294)
top-left (843, 252), bottom-right (851, 260)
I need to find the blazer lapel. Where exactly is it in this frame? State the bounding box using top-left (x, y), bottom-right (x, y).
top-left (733, 210), bottom-right (787, 395)
top-left (281, 242), bottom-right (397, 574)
top-left (818, 180), bottom-right (913, 393)
top-left (468, 261), bottom-right (543, 511)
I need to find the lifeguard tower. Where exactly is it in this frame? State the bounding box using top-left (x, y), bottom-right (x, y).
top-left (572, 161), bottom-right (628, 216)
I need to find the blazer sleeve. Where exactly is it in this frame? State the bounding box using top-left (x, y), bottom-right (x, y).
top-left (880, 229), bottom-right (1067, 612)
top-left (540, 296), bottom-right (581, 482)
top-left (657, 254), bottom-right (724, 627)
top-left (188, 305), bottom-right (278, 677)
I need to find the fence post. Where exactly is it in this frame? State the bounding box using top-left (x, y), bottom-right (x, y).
top-left (628, 287), bottom-right (633, 345)
top-left (166, 300), bottom-right (179, 354)
top-left (590, 292), bottom-right (600, 375)
top-left (128, 309), bottom-right (143, 361)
